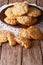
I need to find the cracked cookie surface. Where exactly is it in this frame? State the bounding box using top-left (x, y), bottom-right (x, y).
top-left (7, 32), bottom-right (16, 46)
top-left (0, 30), bottom-right (9, 45)
top-left (16, 16), bottom-right (37, 26)
top-left (12, 2), bottom-right (29, 16)
top-left (15, 37), bottom-right (31, 48)
top-left (18, 28), bottom-right (31, 39)
top-left (27, 7), bottom-right (41, 17)
top-left (4, 17), bottom-right (17, 25)
top-left (27, 26), bottom-right (43, 40)
top-left (5, 7), bottom-right (15, 19)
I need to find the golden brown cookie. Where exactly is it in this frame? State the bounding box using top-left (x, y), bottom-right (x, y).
top-left (4, 17), bottom-right (17, 25)
top-left (18, 28), bottom-right (31, 39)
top-left (5, 7), bottom-right (16, 19)
top-left (7, 32), bottom-right (16, 46)
top-left (27, 26), bottom-right (43, 40)
top-left (15, 37), bottom-right (31, 48)
top-left (27, 7), bottom-right (41, 17)
top-left (0, 30), bottom-right (16, 46)
top-left (30, 17), bottom-right (37, 25)
top-left (16, 16), bottom-right (37, 26)
top-left (12, 2), bottom-right (29, 16)
top-left (0, 30), bottom-right (9, 46)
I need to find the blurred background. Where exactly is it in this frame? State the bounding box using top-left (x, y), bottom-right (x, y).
top-left (0, 0), bottom-right (43, 7)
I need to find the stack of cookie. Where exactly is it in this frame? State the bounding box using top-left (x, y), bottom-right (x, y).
top-left (4, 2), bottom-right (41, 26)
top-left (15, 26), bottom-right (43, 48)
top-left (0, 2), bottom-right (42, 49)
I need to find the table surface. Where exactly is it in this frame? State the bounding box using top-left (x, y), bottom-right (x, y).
top-left (0, 0), bottom-right (43, 65)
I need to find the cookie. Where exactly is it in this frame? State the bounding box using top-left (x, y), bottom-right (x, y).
top-left (18, 28), bottom-right (31, 39)
top-left (0, 30), bottom-right (9, 45)
top-left (15, 37), bottom-right (31, 48)
top-left (27, 7), bottom-right (41, 17)
top-left (27, 26), bottom-right (43, 40)
top-left (5, 7), bottom-right (16, 19)
top-left (16, 16), bottom-right (37, 26)
top-left (30, 17), bottom-right (37, 25)
top-left (7, 32), bottom-right (16, 46)
top-left (12, 2), bottom-right (29, 16)
top-left (4, 17), bottom-right (17, 25)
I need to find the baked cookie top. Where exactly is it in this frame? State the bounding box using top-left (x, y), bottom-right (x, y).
top-left (15, 37), bottom-right (31, 48)
top-left (27, 7), bottom-right (41, 17)
top-left (27, 26), bottom-right (43, 40)
top-left (12, 2), bottom-right (29, 16)
top-left (16, 16), bottom-right (37, 26)
top-left (0, 30), bottom-right (16, 46)
top-left (4, 17), bottom-right (17, 25)
top-left (18, 28), bottom-right (31, 39)
top-left (7, 32), bottom-right (16, 46)
top-left (5, 7), bottom-right (15, 19)
top-left (0, 30), bottom-right (9, 43)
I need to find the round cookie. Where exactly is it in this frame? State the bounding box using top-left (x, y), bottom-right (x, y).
top-left (27, 7), bottom-right (41, 17)
top-left (12, 2), bottom-right (29, 16)
top-left (4, 17), bottom-right (17, 25)
top-left (16, 16), bottom-right (37, 26)
top-left (0, 30), bottom-right (16, 46)
top-left (5, 7), bottom-right (16, 19)
top-left (18, 28), bottom-right (31, 39)
top-left (15, 37), bottom-right (31, 48)
top-left (27, 26), bottom-right (43, 40)
top-left (0, 30), bottom-right (9, 44)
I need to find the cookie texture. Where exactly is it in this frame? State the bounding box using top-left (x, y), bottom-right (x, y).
top-left (15, 37), bottom-right (31, 48)
top-left (7, 32), bottom-right (16, 46)
top-left (16, 16), bottom-right (37, 26)
top-left (4, 17), bottom-right (17, 25)
top-left (5, 7), bottom-right (16, 19)
top-left (18, 28), bottom-right (31, 39)
top-left (0, 30), bottom-right (9, 45)
top-left (27, 7), bottom-right (41, 17)
top-left (27, 26), bottom-right (43, 40)
top-left (12, 2), bottom-right (29, 16)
